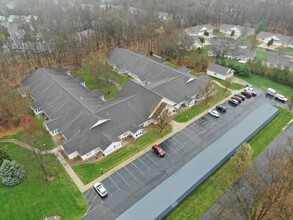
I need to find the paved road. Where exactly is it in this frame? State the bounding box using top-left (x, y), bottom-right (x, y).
top-left (81, 87), bottom-right (287, 220)
top-left (201, 120), bottom-right (293, 220)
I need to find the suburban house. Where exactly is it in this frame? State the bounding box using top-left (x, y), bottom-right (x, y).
top-left (190, 36), bottom-right (203, 49)
top-left (220, 24), bottom-right (255, 37)
top-left (207, 37), bottom-right (256, 63)
top-left (108, 48), bottom-right (210, 109)
top-left (207, 64), bottom-right (234, 80)
top-left (257, 31), bottom-right (293, 47)
top-left (20, 68), bottom-right (165, 160)
top-left (7, 15), bottom-right (37, 23)
top-left (265, 55), bottom-right (293, 70)
top-left (184, 24), bottom-right (213, 36)
top-left (0, 15), bottom-right (5, 21)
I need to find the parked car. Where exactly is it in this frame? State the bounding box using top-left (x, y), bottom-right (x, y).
top-left (267, 88), bottom-right (276, 96)
top-left (152, 145), bottom-right (165, 157)
top-left (228, 98), bottom-right (239, 106)
top-left (208, 109), bottom-right (220, 118)
top-left (232, 96), bottom-right (242, 104)
top-left (216, 104), bottom-right (227, 113)
top-left (235, 94), bottom-right (245, 101)
top-left (241, 91), bottom-right (252, 98)
top-left (244, 87), bottom-right (257, 96)
top-left (94, 182), bottom-right (108, 197)
top-left (275, 94), bottom-right (288, 102)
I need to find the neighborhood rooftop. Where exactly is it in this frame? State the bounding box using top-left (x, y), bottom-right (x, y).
top-left (208, 64), bottom-right (233, 76)
top-left (108, 48), bottom-right (193, 84)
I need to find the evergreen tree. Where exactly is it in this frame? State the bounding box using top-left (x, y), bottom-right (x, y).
top-left (0, 160), bottom-right (25, 186)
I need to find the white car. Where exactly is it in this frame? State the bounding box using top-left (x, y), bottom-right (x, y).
top-left (208, 110), bottom-right (220, 118)
top-left (244, 87), bottom-right (257, 96)
top-left (275, 94), bottom-right (288, 102)
top-left (94, 182), bottom-right (108, 197)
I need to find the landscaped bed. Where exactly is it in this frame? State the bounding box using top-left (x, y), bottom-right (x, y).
top-left (73, 125), bottom-right (172, 184)
top-left (0, 142), bottom-right (87, 220)
top-left (165, 107), bottom-right (293, 220)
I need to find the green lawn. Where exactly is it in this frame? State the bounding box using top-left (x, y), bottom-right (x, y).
top-left (0, 142), bottom-right (87, 220)
top-left (174, 85), bottom-right (231, 123)
top-left (211, 77), bottom-right (243, 90)
top-left (72, 69), bottom-right (130, 100)
top-left (211, 30), bottom-right (224, 36)
top-left (236, 74), bottom-right (293, 97)
top-left (277, 46), bottom-right (293, 55)
top-left (255, 49), bottom-right (274, 60)
top-left (73, 125), bottom-right (172, 184)
top-left (165, 107), bottom-right (293, 220)
top-left (0, 118), bottom-right (56, 150)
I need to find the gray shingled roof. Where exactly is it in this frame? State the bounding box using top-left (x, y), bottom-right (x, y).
top-left (184, 24), bottom-right (213, 35)
top-left (257, 31), bottom-right (293, 44)
top-left (108, 48), bottom-right (193, 84)
top-left (208, 64), bottom-right (232, 75)
top-left (117, 103), bottom-right (279, 220)
top-left (220, 24), bottom-right (255, 36)
top-left (266, 55), bottom-right (293, 69)
top-left (21, 68), bottom-right (103, 139)
top-left (147, 75), bottom-right (210, 103)
top-left (63, 80), bottom-right (163, 156)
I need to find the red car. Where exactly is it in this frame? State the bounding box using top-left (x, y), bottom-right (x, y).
top-left (241, 91), bottom-right (252, 98)
top-left (152, 145), bottom-right (165, 157)
top-left (231, 96), bottom-right (242, 104)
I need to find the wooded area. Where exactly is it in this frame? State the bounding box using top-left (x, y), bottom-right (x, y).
top-left (0, 0), bottom-right (293, 83)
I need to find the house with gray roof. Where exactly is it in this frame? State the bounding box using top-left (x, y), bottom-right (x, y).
top-left (184, 24), bottom-right (213, 36)
top-left (220, 24), bottom-right (255, 37)
top-left (257, 31), bottom-right (293, 48)
top-left (21, 68), bottom-right (165, 160)
top-left (265, 55), bottom-right (293, 70)
top-left (207, 64), bottom-right (234, 80)
top-left (207, 37), bottom-right (256, 63)
top-left (108, 48), bottom-right (211, 109)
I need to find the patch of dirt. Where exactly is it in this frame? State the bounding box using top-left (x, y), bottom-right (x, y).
top-left (0, 127), bottom-right (22, 138)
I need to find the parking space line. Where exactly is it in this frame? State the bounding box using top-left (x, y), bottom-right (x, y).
top-left (145, 153), bottom-right (158, 166)
top-left (131, 161), bottom-right (145, 175)
top-left (162, 141), bottom-right (178, 153)
top-left (124, 166), bottom-right (137, 180)
top-left (109, 176), bottom-right (121, 191)
top-left (138, 157), bottom-right (151, 170)
top-left (84, 188), bottom-right (92, 198)
top-left (116, 170), bottom-right (130, 185)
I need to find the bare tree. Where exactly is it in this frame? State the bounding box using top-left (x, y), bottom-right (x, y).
top-left (223, 77), bottom-right (233, 95)
top-left (217, 143), bottom-right (293, 220)
top-left (287, 94), bottom-right (293, 112)
top-left (201, 79), bottom-right (215, 106)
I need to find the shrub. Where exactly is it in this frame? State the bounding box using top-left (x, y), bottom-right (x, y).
top-left (204, 31), bottom-right (209, 36)
top-left (231, 30), bottom-right (235, 36)
top-left (0, 148), bottom-right (11, 166)
top-left (0, 159), bottom-right (25, 186)
top-left (199, 37), bottom-right (205, 43)
top-left (267, 38), bottom-right (274, 46)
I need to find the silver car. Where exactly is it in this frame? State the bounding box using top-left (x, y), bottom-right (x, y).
top-left (208, 109), bottom-right (220, 118)
top-left (94, 182), bottom-right (108, 197)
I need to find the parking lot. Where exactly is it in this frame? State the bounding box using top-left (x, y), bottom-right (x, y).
top-left (82, 87), bottom-right (285, 220)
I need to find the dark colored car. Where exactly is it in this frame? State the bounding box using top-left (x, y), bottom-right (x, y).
top-left (235, 94), bottom-right (245, 101)
top-left (216, 104), bottom-right (227, 113)
top-left (241, 91), bottom-right (252, 98)
top-left (152, 145), bottom-right (166, 157)
top-left (232, 96), bottom-right (242, 104)
top-left (228, 98), bottom-right (239, 106)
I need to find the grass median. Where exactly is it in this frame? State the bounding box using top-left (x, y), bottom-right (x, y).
top-left (73, 125), bottom-right (172, 184)
top-left (174, 85), bottom-right (231, 123)
top-left (0, 142), bottom-right (87, 220)
top-left (165, 107), bottom-right (293, 220)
